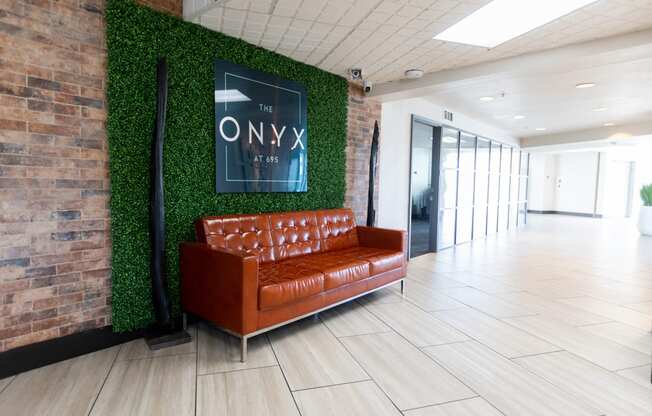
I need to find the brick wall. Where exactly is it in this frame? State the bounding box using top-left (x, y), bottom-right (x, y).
top-left (0, 0), bottom-right (378, 353)
top-left (0, 0), bottom-right (180, 353)
top-left (345, 83), bottom-right (382, 225)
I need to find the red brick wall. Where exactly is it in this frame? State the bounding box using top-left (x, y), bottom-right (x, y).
top-left (0, 0), bottom-right (181, 353)
top-left (345, 83), bottom-right (382, 225)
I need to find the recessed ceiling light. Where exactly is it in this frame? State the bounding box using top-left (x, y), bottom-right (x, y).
top-left (576, 82), bottom-right (596, 89)
top-left (603, 122), bottom-right (615, 127)
top-left (479, 96), bottom-right (494, 102)
top-left (404, 69), bottom-right (424, 79)
top-left (535, 127), bottom-right (547, 131)
top-left (433, 0), bottom-right (597, 48)
top-left (514, 115), bottom-right (525, 120)
top-left (592, 107), bottom-right (607, 112)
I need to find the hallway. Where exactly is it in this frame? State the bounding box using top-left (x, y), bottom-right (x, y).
top-left (1, 215), bottom-right (650, 416)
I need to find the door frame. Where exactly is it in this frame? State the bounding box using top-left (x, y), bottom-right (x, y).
top-left (408, 115), bottom-right (441, 258)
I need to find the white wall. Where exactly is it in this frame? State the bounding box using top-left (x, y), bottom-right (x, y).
top-left (528, 152), bottom-right (599, 215)
top-left (527, 150), bottom-right (642, 217)
top-left (556, 152), bottom-right (600, 214)
top-left (377, 97), bottom-right (519, 230)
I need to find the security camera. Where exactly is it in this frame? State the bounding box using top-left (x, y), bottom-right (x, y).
top-left (363, 80), bottom-right (373, 94)
top-left (349, 68), bottom-right (363, 80)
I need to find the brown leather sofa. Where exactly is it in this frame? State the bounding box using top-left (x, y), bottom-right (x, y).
top-left (180, 208), bottom-right (407, 361)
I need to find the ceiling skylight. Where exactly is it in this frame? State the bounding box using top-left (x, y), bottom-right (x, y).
top-left (434, 0), bottom-right (597, 48)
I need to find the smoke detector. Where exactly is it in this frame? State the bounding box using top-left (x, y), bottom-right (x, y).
top-left (404, 69), bottom-right (424, 79)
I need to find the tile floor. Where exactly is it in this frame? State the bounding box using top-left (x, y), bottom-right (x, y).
top-left (1, 214), bottom-right (651, 415)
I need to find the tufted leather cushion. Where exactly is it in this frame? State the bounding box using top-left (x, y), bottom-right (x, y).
top-left (339, 247), bottom-right (404, 275)
top-left (316, 209), bottom-right (359, 252)
top-left (285, 252), bottom-right (370, 290)
top-left (268, 211), bottom-right (321, 261)
top-left (195, 215), bottom-right (275, 263)
top-left (196, 208), bottom-right (360, 264)
top-left (258, 263), bottom-right (324, 309)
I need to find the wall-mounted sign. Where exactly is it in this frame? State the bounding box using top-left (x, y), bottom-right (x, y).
top-left (214, 60), bottom-right (308, 193)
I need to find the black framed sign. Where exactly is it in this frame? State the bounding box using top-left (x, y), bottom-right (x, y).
top-left (214, 60), bottom-right (308, 193)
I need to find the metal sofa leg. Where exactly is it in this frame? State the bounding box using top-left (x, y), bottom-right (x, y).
top-left (240, 336), bottom-right (248, 363)
top-left (182, 313), bottom-right (188, 331)
top-left (400, 279), bottom-right (405, 295)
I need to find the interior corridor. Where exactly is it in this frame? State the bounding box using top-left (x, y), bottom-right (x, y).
top-left (1, 214), bottom-right (650, 416)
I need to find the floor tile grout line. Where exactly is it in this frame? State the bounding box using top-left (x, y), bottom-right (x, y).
top-left (614, 363), bottom-right (652, 372)
top-left (316, 311), bottom-right (372, 380)
top-left (0, 375), bottom-right (16, 396)
top-left (508, 349), bottom-right (643, 416)
top-left (396, 278), bottom-right (539, 321)
top-left (500, 315), bottom-right (651, 372)
top-left (611, 362), bottom-right (652, 373)
top-left (266, 333), bottom-right (303, 415)
top-left (197, 363), bottom-right (280, 378)
top-left (121, 351), bottom-right (198, 362)
top-left (86, 344), bottom-right (122, 416)
top-left (400, 395), bottom-right (508, 416)
top-left (358, 301), bottom-right (483, 404)
top-left (424, 332), bottom-right (606, 415)
top-left (362, 292), bottom-right (561, 371)
top-left (291, 378), bottom-right (375, 393)
top-left (362, 292), bottom-right (614, 415)
top-left (507, 349), bottom-right (565, 360)
top-left (317, 312), bottom-right (404, 415)
top-left (335, 329), bottom-right (394, 339)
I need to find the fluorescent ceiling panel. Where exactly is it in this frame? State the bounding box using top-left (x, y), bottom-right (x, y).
top-left (434, 0), bottom-right (597, 48)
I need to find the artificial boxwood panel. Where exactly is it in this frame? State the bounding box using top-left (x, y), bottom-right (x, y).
top-left (106, 1), bottom-right (348, 331)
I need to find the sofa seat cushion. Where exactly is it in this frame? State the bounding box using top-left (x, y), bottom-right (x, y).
top-left (342, 247), bottom-right (404, 274)
top-left (258, 263), bottom-right (324, 309)
top-left (285, 254), bottom-right (370, 290)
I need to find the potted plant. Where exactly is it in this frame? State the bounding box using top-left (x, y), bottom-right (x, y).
top-left (639, 184), bottom-right (652, 236)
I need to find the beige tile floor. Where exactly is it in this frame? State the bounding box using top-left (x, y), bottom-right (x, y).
top-left (1, 214), bottom-right (651, 415)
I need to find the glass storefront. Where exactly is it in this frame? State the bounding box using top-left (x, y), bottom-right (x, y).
top-left (409, 117), bottom-right (530, 256)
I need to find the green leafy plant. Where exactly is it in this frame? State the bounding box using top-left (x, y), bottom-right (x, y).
top-left (106, 1), bottom-right (348, 331)
top-left (641, 184), bottom-right (652, 207)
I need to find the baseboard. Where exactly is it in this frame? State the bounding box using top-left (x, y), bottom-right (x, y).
top-left (0, 326), bottom-right (146, 379)
top-left (527, 210), bottom-right (602, 218)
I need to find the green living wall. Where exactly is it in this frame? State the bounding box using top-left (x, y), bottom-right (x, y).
top-left (106, 1), bottom-right (348, 331)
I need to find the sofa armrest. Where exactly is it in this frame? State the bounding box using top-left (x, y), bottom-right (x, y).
top-left (356, 226), bottom-right (407, 254)
top-left (180, 242), bottom-right (259, 335)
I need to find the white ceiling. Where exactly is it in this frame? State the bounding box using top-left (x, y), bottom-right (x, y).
top-left (185, 0), bottom-right (652, 83)
top-left (423, 55), bottom-right (652, 137)
top-left (184, 0), bottom-right (652, 141)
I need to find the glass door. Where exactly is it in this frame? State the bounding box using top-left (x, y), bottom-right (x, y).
top-left (438, 127), bottom-right (459, 250)
top-left (409, 119), bottom-right (438, 257)
top-left (517, 152), bottom-right (530, 226)
top-left (487, 141), bottom-right (501, 235)
top-left (455, 133), bottom-right (476, 244)
top-left (473, 138), bottom-right (490, 239)
top-left (498, 146), bottom-right (512, 230)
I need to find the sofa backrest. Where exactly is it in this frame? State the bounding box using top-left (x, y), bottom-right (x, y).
top-left (195, 208), bottom-right (358, 263)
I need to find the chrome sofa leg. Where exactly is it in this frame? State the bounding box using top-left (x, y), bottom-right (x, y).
top-left (182, 313), bottom-right (188, 331)
top-left (400, 279), bottom-right (405, 295)
top-left (240, 336), bottom-right (248, 363)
